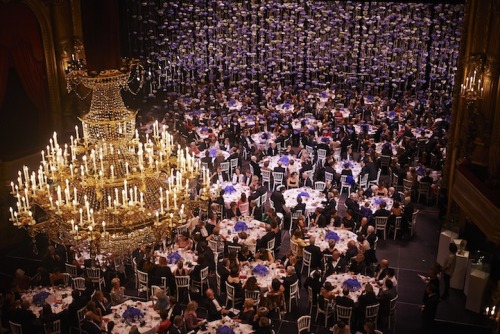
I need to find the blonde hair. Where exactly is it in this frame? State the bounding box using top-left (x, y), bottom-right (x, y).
top-left (186, 301), bottom-right (198, 313)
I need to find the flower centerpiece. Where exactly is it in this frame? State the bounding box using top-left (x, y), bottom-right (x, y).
top-left (122, 306), bottom-right (144, 322)
top-left (325, 231), bottom-right (340, 242)
top-left (342, 278), bottom-right (362, 292)
top-left (33, 291), bottom-right (51, 306)
top-left (234, 221), bottom-right (249, 232)
top-left (208, 149), bottom-right (217, 158)
top-left (261, 132), bottom-right (270, 140)
top-left (216, 326), bottom-right (235, 334)
top-left (224, 185), bottom-right (237, 194)
top-left (298, 191), bottom-right (310, 197)
top-left (279, 156), bottom-right (290, 165)
top-left (167, 252), bottom-right (182, 264)
top-left (252, 264), bottom-right (269, 276)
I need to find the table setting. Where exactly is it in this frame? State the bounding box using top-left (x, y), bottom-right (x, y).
top-left (198, 316), bottom-right (254, 334)
top-left (196, 148), bottom-right (230, 161)
top-left (103, 299), bottom-right (161, 334)
top-left (155, 248), bottom-right (198, 272)
top-left (364, 196), bottom-right (394, 212)
top-left (283, 187), bottom-right (325, 216)
top-left (325, 273), bottom-right (380, 303)
top-left (251, 132), bottom-right (277, 149)
top-left (22, 286), bottom-right (73, 317)
top-left (306, 227), bottom-right (358, 254)
top-left (196, 126), bottom-right (220, 140)
top-left (210, 182), bottom-right (250, 208)
top-left (239, 261), bottom-right (286, 291)
top-left (219, 218), bottom-right (266, 245)
top-left (260, 155), bottom-right (302, 172)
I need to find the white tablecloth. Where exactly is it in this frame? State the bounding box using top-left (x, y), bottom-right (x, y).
top-left (199, 317), bottom-right (254, 334)
top-left (23, 287), bottom-right (73, 317)
top-left (306, 227), bottom-right (358, 254)
top-left (211, 182), bottom-right (250, 208)
top-left (364, 196), bottom-right (394, 212)
top-left (196, 127), bottom-right (220, 140)
top-left (260, 155), bottom-right (301, 172)
top-left (325, 273), bottom-right (379, 303)
top-left (283, 187), bottom-right (325, 216)
top-left (155, 248), bottom-right (198, 272)
top-left (240, 261), bottom-right (286, 291)
top-left (334, 161), bottom-right (362, 181)
top-left (196, 149), bottom-right (230, 161)
top-left (103, 300), bottom-right (161, 334)
top-left (251, 132), bottom-right (277, 149)
top-left (291, 118), bottom-right (322, 131)
top-left (219, 218), bottom-right (266, 246)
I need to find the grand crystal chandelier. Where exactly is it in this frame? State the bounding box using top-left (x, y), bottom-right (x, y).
top-left (9, 62), bottom-right (205, 255)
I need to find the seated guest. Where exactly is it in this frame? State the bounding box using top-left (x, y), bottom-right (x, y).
top-left (255, 248), bottom-right (274, 263)
top-left (322, 240), bottom-right (337, 256)
top-left (376, 182), bottom-right (388, 197)
top-left (92, 291), bottom-right (111, 316)
top-left (326, 250), bottom-right (347, 275)
top-left (287, 159), bottom-right (299, 176)
top-left (81, 311), bottom-right (103, 334)
top-left (304, 236), bottom-right (323, 270)
top-left (291, 229), bottom-right (307, 257)
top-left (165, 296), bottom-right (183, 322)
top-left (374, 201), bottom-right (391, 217)
top-left (227, 266), bottom-right (245, 301)
top-left (282, 266), bottom-right (299, 300)
top-left (232, 167), bottom-right (245, 185)
top-left (301, 172), bottom-right (313, 188)
top-left (168, 315), bottom-right (184, 334)
top-left (312, 207), bottom-right (327, 228)
top-left (176, 231), bottom-right (193, 250)
top-left (345, 240), bottom-right (358, 263)
top-left (211, 166), bottom-right (228, 184)
top-left (255, 316), bottom-right (273, 334)
top-left (173, 261), bottom-right (189, 276)
top-left (304, 269), bottom-right (323, 305)
top-left (359, 202), bottom-right (373, 223)
top-left (183, 301), bottom-right (205, 331)
top-left (267, 142), bottom-right (279, 156)
top-left (204, 288), bottom-right (229, 321)
top-left (12, 300), bottom-right (39, 333)
top-left (265, 279), bottom-right (285, 311)
top-left (238, 245), bottom-right (255, 264)
top-left (189, 254), bottom-right (208, 288)
top-left (239, 298), bottom-right (256, 325)
top-left (292, 196), bottom-right (306, 214)
top-left (237, 193), bottom-right (249, 216)
top-left (217, 258), bottom-right (231, 293)
top-left (340, 209), bottom-right (356, 231)
top-left (226, 201), bottom-right (242, 219)
top-left (349, 253), bottom-right (366, 275)
top-left (153, 289), bottom-right (169, 311)
top-left (287, 171), bottom-right (300, 189)
top-left (273, 160), bottom-right (286, 174)
top-left (335, 287), bottom-right (355, 308)
top-left (156, 309), bottom-right (171, 334)
top-left (357, 284), bottom-right (379, 326)
top-left (249, 200), bottom-right (263, 221)
top-left (257, 224), bottom-right (276, 251)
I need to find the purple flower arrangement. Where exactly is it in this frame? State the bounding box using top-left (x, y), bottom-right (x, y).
top-left (33, 291), bottom-right (51, 306)
top-left (167, 252), bottom-right (182, 264)
top-left (208, 149), bottom-right (217, 158)
top-left (325, 231), bottom-right (340, 242)
top-left (261, 132), bottom-right (270, 140)
top-left (122, 306), bottom-right (144, 322)
top-left (342, 278), bottom-right (362, 292)
top-left (279, 156), bottom-right (290, 165)
top-left (298, 191), bottom-right (310, 197)
top-left (252, 264), bottom-right (269, 276)
top-left (216, 326), bottom-right (235, 334)
top-left (234, 221), bottom-right (249, 232)
top-left (223, 185), bottom-right (236, 194)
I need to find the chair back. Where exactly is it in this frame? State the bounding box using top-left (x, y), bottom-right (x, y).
top-left (200, 266), bottom-right (209, 282)
top-left (380, 155), bottom-right (391, 168)
top-left (260, 192), bottom-right (267, 206)
top-left (208, 239), bottom-right (219, 254)
top-left (297, 315), bottom-right (311, 333)
top-left (216, 272), bottom-right (221, 295)
top-left (290, 240), bottom-right (299, 256)
top-left (73, 277), bottom-right (86, 291)
top-left (137, 270), bottom-right (149, 298)
top-left (390, 295), bottom-right (398, 315)
top-left (302, 249), bottom-right (312, 266)
top-left (238, 202), bottom-right (249, 216)
top-left (230, 158), bottom-right (239, 172)
top-left (374, 216), bottom-right (388, 229)
top-left (359, 174), bottom-right (369, 189)
top-left (325, 171), bottom-right (334, 183)
top-left (151, 285), bottom-right (163, 298)
top-left (220, 162), bottom-right (230, 175)
top-left (315, 181), bottom-right (325, 191)
top-left (267, 238), bottom-right (275, 252)
top-left (323, 253), bottom-right (332, 272)
top-left (391, 174), bottom-right (399, 189)
top-left (228, 244), bottom-right (241, 254)
top-left (336, 305), bottom-right (353, 327)
top-left (244, 289), bottom-right (261, 305)
top-left (403, 179), bottom-right (413, 192)
top-left (62, 273), bottom-right (71, 286)
top-left (411, 210), bottom-right (419, 236)
top-left (65, 263), bottom-right (78, 278)
top-left (272, 172), bottom-right (284, 190)
top-left (262, 169), bottom-right (272, 187)
top-left (290, 281), bottom-right (299, 298)
top-left (175, 276), bottom-right (190, 288)
top-left (365, 303), bottom-right (380, 322)
top-left (43, 319), bottom-right (61, 334)
top-left (9, 321), bottom-right (22, 334)
top-left (340, 175), bottom-right (350, 186)
top-left (86, 267), bottom-right (101, 281)
top-left (225, 282), bottom-right (236, 300)
top-left (76, 306), bottom-right (87, 329)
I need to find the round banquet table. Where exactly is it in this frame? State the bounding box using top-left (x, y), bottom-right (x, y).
top-left (251, 132), bottom-right (277, 149)
top-left (23, 286), bottom-right (73, 317)
top-left (334, 161), bottom-right (362, 181)
top-left (291, 118), bottom-right (322, 130)
top-left (363, 196), bottom-right (394, 212)
top-left (155, 248), bottom-right (198, 272)
top-left (305, 227), bottom-right (358, 254)
top-left (283, 187), bottom-right (325, 216)
top-left (239, 261), bottom-right (286, 291)
top-left (198, 317), bottom-right (254, 334)
top-left (196, 126), bottom-right (220, 140)
top-left (210, 182), bottom-right (250, 208)
top-left (103, 300), bottom-right (161, 334)
top-left (276, 103), bottom-right (295, 114)
top-left (325, 273), bottom-right (380, 303)
top-left (196, 149), bottom-right (230, 161)
top-left (374, 142), bottom-right (398, 156)
top-left (260, 155), bottom-right (302, 172)
top-left (219, 218), bottom-right (267, 245)
top-left (227, 100), bottom-right (243, 111)
top-left (411, 128), bottom-right (433, 138)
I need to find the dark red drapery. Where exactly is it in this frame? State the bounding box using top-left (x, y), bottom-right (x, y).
top-left (0, 3), bottom-right (49, 115)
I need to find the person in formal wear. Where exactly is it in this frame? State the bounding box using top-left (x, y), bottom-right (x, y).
top-left (12, 300), bottom-right (39, 333)
top-left (345, 240), bottom-right (358, 263)
top-left (168, 315), bottom-right (185, 334)
top-left (211, 166), bottom-right (229, 184)
top-left (421, 284), bottom-right (439, 331)
top-left (232, 167), bottom-right (245, 185)
top-left (377, 278), bottom-right (398, 328)
top-left (239, 298), bottom-right (256, 325)
top-left (183, 301), bottom-right (205, 331)
top-left (225, 201), bottom-right (242, 219)
top-left (441, 242), bottom-right (457, 300)
top-left (267, 142), bottom-right (279, 156)
top-left (304, 236), bottom-right (323, 270)
top-left (282, 266), bottom-right (299, 301)
top-left (326, 250), bottom-right (347, 275)
top-left (301, 172), bottom-right (313, 188)
top-left (292, 196), bottom-right (306, 214)
top-left (287, 171), bottom-right (300, 188)
top-left (248, 200), bottom-right (263, 221)
top-left (81, 311), bottom-right (103, 334)
top-left (340, 209), bottom-right (356, 231)
top-left (291, 229), bottom-right (308, 257)
top-left (273, 160), bottom-right (286, 174)
top-left (270, 185), bottom-right (287, 215)
top-left (357, 283), bottom-right (379, 329)
top-left (373, 201), bottom-right (391, 217)
top-left (250, 155), bottom-right (262, 178)
top-left (335, 287), bottom-right (355, 308)
top-left (92, 291), bottom-right (111, 316)
top-left (204, 288), bottom-right (229, 321)
top-left (349, 253), bottom-right (366, 275)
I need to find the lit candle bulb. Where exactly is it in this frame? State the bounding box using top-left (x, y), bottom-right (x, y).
top-left (75, 125), bottom-right (79, 141)
top-left (102, 221), bottom-right (106, 233)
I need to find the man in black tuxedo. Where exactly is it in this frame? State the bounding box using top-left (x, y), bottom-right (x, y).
top-left (402, 196), bottom-right (414, 238)
top-left (328, 250), bottom-right (347, 274)
top-left (374, 201), bottom-right (391, 218)
top-left (273, 161), bottom-right (286, 174)
top-left (267, 142), bottom-right (279, 156)
top-left (81, 311), bottom-right (102, 334)
top-left (301, 172), bottom-right (313, 188)
top-left (304, 236), bottom-right (323, 270)
top-left (249, 155), bottom-right (261, 178)
top-left (211, 166), bottom-right (229, 184)
top-left (270, 186), bottom-right (286, 215)
top-left (200, 150), bottom-right (213, 172)
top-left (168, 315), bottom-right (185, 334)
top-left (312, 207), bottom-right (327, 228)
top-left (361, 157), bottom-right (378, 183)
top-left (249, 199), bottom-right (263, 221)
top-left (377, 279), bottom-right (398, 328)
top-left (292, 196), bottom-right (306, 214)
top-left (322, 192), bottom-right (337, 222)
top-left (283, 266), bottom-right (299, 300)
top-left (217, 259), bottom-right (231, 293)
top-left (257, 224), bottom-right (276, 250)
top-left (335, 288), bottom-right (355, 308)
top-left (12, 300), bottom-right (39, 333)
top-left (204, 288), bottom-right (229, 321)
top-left (345, 240), bottom-right (358, 263)
top-left (299, 159), bottom-right (313, 176)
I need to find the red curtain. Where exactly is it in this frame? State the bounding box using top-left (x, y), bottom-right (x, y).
top-left (0, 3), bottom-right (49, 116)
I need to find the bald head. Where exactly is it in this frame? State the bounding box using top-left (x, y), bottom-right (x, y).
top-left (381, 259), bottom-right (389, 268)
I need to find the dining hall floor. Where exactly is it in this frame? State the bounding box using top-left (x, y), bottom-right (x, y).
top-left (0, 192), bottom-right (492, 334)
